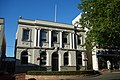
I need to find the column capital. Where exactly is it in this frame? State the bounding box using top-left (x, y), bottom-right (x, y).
top-left (35, 27), bottom-right (41, 30)
top-left (49, 29), bottom-right (52, 31)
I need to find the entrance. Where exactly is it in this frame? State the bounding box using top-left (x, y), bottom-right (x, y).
top-left (52, 52), bottom-right (58, 71)
top-left (97, 50), bottom-right (120, 70)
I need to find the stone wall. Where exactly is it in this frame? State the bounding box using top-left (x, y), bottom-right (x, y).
top-left (26, 75), bottom-right (86, 80)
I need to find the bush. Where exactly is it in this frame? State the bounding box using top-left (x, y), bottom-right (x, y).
top-left (27, 70), bottom-right (100, 75)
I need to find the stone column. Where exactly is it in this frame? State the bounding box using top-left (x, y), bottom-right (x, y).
top-left (46, 52), bottom-right (50, 66)
top-left (76, 35), bottom-right (78, 48)
top-left (60, 31), bottom-right (62, 48)
top-left (37, 29), bottom-right (40, 47)
top-left (59, 53), bottom-right (63, 71)
top-left (49, 30), bottom-right (52, 48)
top-left (69, 52), bottom-right (72, 66)
top-left (72, 33), bottom-right (75, 49)
top-left (34, 28), bottom-right (37, 47)
top-left (70, 33), bottom-right (72, 49)
top-left (92, 47), bottom-right (99, 70)
top-left (28, 52), bottom-right (31, 63)
top-left (82, 52), bottom-right (86, 67)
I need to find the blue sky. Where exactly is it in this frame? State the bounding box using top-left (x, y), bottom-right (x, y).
top-left (0, 0), bottom-right (81, 57)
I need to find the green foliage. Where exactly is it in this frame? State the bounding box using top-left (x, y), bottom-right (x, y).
top-left (78, 0), bottom-right (120, 48)
top-left (27, 70), bottom-right (100, 75)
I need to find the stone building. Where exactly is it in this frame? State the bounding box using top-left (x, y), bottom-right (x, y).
top-left (15, 18), bottom-right (87, 73)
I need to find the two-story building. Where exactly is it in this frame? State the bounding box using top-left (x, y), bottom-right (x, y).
top-left (15, 18), bottom-right (88, 73)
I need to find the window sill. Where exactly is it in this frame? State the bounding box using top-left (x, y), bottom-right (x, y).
top-left (41, 41), bottom-right (49, 43)
top-left (22, 40), bottom-right (32, 42)
top-left (64, 43), bottom-right (70, 45)
top-left (53, 42), bottom-right (60, 44)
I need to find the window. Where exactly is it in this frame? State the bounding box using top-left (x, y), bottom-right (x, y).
top-left (22, 29), bottom-right (30, 41)
top-left (63, 33), bottom-right (68, 44)
top-left (77, 36), bottom-right (81, 45)
top-left (52, 32), bottom-right (58, 43)
top-left (76, 52), bottom-right (82, 70)
top-left (41, 31), bottom-right (47, 42)
top-left (64, 52), bottom-right (68, 65)
top-left (40, 51), bottom-right (46, 65)
top-left (77, 53), bottom-right (82, 65)
top-left (21, 51), bottom-right (28, 64)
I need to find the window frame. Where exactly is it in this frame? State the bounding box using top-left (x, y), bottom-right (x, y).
top-left (77, 35), bottom-right (81, 45)
top-left (52, 31), bottom-right (58, 43)
top-left (63, 33), bottom-right (68, 44)
top-left (41, 30), bottom-right (47, 42)
top-left (22, 29), bottom-right (30, 41)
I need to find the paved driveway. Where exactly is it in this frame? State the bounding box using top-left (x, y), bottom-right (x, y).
top-left (62, 71), bottom-right (120, 80)
top-left (74, 72), bottom-right (120, 80)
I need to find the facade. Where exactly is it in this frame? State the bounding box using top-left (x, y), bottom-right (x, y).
top-left (72, 14), bottom-right (93, 70)
top-left (0, 18), bottom-right (6, 70)
top-left (15, 18), bottom-right (88, 73)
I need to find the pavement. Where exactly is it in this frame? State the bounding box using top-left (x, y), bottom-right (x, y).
top-left (64, 70), bottom-right (120, 80)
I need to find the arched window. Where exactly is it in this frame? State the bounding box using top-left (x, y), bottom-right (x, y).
top-left (40, 51), bottom-right (46, 65)
top-left (64, 52), bottom-right (68, 66)
top-left (21, 51), bottom-right (28, 64)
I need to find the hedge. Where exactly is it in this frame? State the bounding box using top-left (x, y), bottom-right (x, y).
top-left (27, 70), bottom-right (100, 75)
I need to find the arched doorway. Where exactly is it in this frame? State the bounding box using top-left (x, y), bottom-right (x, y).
top-left (52, 52), bottom-right (58, 71)
top-left (21, 50), bottom-right (28, 64)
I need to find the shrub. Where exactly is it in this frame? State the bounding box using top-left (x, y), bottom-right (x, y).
top-left (27, 70), bottom-right (100, 75)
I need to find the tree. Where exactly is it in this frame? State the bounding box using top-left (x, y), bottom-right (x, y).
top-left (78, 0), bottom-right (120, 49)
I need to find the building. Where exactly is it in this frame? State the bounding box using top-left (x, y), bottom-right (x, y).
top-left (0, 18), bottom-right (6, 70)
top-left (15, 18), bottom-right (88, 73)
top-left (72, 14), bottom-right (93, 70)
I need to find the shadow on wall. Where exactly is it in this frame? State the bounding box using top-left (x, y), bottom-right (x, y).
top-left (15, 59), bottom-right (47, 73)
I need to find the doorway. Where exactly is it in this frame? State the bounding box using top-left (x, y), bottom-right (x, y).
top-left (52, 52), bottom-right (58, 71)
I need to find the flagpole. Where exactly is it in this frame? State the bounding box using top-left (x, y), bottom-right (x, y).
top-left (55, 4), bottom-right (57, 22)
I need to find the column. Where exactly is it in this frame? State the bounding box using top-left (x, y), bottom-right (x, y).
top-left (80, 36), bottom-right (83, 45)
top-left (76, 35), bottom-right (78, 48)
top-left (37, 29), bottom-right (40, 47)
top-left (60, 31), bottom-right (62, 48)
top-left (59, 53), bottom-right (63, 71)
top-left (92, 47), bottom-right (99, 70)
top-left (72, 33), bottom-right (75, 49)
top-left (69, 53), bottom-right (72, 66)
top-left (46, 52), bottom-right (50, 66)
top-left (70, 33), bottom-right (72, 49)
top-left (49, 30), bottom-right (52, 48)
top-left (82, 52), bottom-right (86, 67)
top-left (34, 28), bottom-right (37, 47)
top-left (28, 52), bottom-right (31, 63)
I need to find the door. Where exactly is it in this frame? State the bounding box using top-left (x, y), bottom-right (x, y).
top-left (52, 52), bottom-right (58, 71)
